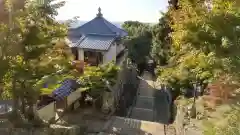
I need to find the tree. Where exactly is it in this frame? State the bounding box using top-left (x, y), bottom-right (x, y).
top-left (151, 12), bottom-right (171, 65)
top-left (0, 0), bottom-right (73, 127)
top-left (159, 0), bottom-right (240, 90)
top-left (122, 21), bottom-right (152, 64)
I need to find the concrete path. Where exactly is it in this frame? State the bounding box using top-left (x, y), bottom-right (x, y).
top-left (99, 116), bottom-right (165, 135)
top-left (99, 71), bottom-right (171, 135)
top-left (130, 72), bottom-right (155, 121)
top-left (131, 71), bottom-right (170, 124)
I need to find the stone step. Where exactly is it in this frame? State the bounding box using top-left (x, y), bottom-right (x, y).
top-left (135, 96), bottom-right (154, 110)
top-left (130, 107), bottom-right (154, 121)
top-left (102, 116), bottom-right (165, 135)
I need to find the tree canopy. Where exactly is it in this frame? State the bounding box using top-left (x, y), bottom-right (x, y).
top-left (0, 0), bottom-right (74, 127)
top-left (157, 0), bottom-right (240, 89)
top-left (122, 21), bottom-right (152, 64)
top-left (150, 12), bottom-right (171, 65)
top-left (153, 0), bottom-right (240, 134)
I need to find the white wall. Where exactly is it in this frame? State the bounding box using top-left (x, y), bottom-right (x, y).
top-left (78, 49), bottom-right (84, 60)
top-left (37, 102), bottom-right (55, 121)
top-left (103, 43), bottom-right (116, 64)
top-left (67, 89), bottom-right (82, 106)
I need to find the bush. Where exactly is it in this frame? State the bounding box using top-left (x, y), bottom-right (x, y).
top-left (204, 108), bottom-right (240, 135)
top-left (78, 62), bottom-right (120, 98)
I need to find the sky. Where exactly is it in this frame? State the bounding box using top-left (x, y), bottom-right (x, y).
top-left (56, 0), bottom-right (169, 23)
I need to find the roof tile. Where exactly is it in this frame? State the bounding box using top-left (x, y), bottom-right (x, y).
top-left (74, 34), bottom-right (116, 51)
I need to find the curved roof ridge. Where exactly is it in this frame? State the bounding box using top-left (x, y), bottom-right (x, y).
top-left (102, 17), bottom-right (117, 34)
top-left (75, 35), bottom-right (86, 45)
top-left (68, 12), bottom-right (127, 37)
top-left (102, 18), bottom-right (128, 37)
top-left (74, 17), bottom-right (96, 30)
top-left (102, 18), bottom-right (128, 33)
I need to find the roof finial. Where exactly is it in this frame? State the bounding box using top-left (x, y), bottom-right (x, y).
top-left (97, 7), bottom-right (103, 17)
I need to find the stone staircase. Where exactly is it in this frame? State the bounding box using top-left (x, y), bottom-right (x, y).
top-left (99, 116), bottom-right (165, 135)
top-left (97, 72), bottom-right (169, 135)
top-left (131, 107), bottom-right (154, 121)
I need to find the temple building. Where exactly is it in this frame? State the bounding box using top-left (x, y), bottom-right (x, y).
top-left (68, 7), bottom-right (127, 66)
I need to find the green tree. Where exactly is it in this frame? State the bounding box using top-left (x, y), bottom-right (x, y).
top-left (122, 21), bottom-right (152, 64)
top-left (0, 0), bottom-right (74, 127)
top-left (151, 12), bottom-right (171, 65)
top-left (159, 0), bottom-right (240, 90)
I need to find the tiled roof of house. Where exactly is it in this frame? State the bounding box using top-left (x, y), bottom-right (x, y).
top-left (72, 34), bottom-right (116, 51)
top-left (69, 8), bottom-right (127, 37)
top-left (68, 8), bottom-right (127, 50)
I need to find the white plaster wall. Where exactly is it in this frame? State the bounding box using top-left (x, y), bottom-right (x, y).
top-left (78, 49), bottom-right (84, 60)
top-left (116, 43), bottom-right (125, 55)
top-left (67, 89), bottom-right (82, 106)
top-left (103, 44), bottom-right (116, 64)
top-left (37, 102), bottom-right (55, 121)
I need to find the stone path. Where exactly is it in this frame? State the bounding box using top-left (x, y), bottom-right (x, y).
top-left (99, 71), bottom-right (171, 135)
top-left (130, 72), bottom-right (155, 121)
top-left (131, 72), bottom-right (170, 124)
top-left (99, 116), bottom-right (165, 135)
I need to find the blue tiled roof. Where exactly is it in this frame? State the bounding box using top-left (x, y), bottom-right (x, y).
top-left (72, 34), bottom-right (116, 51)
top-left (68, 8), bottom-right (127, 50)
top-left (52, 79), bottom-right (79, 101)
top-left (68, 13), bottom-right (127, 38)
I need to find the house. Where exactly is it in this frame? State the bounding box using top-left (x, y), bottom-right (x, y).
top-left (68, 7), bottom-right (128, 66)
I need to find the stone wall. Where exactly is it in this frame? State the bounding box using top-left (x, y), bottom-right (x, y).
top-left (175, 105), bottom-right (186, 135)
top-left (174, 102), bottom-right (203, 135)
top-left (0, 124), bottom-right (80, 135)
